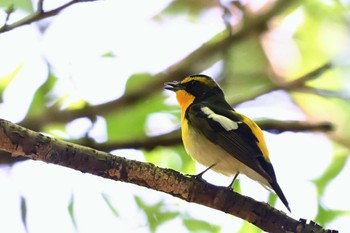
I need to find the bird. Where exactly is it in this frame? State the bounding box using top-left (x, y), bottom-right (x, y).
top-left (165, 74), bottom-right (290, 212)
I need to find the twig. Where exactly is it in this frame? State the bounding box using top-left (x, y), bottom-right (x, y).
top-left (37, 0), bottom-right (44, 13)
top-left (229, 62), bottom-right (333, 107)
top-left (258, 120), bottom-right (334, 134)
top-left (294, 86), bottom-right (350, 101)
top-left (0, 0), bottom-right (98, 33)
top-left (0, 118), bottom-right (338, 233)
top-left (4, 4), bottom-right (15, 25)
top-left (282, 62), bottom-right (333, 90)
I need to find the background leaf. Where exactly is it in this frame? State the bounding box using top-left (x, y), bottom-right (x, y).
top-left (134, 196), bottom-right (180, 233)
top-left (0, 0), bottom-right (33, 13)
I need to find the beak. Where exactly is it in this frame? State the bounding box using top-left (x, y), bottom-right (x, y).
top-left (164, 81), bottom-right (183, 92)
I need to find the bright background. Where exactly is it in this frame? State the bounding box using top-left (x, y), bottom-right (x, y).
top-left (0, 0), bottom-right (350, 232)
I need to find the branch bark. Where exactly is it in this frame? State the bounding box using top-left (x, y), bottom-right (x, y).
top-left (0, 118), bottom-right (337, 233)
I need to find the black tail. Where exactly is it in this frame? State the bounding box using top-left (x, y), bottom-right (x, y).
top-left (270, 181), bottom-right (291, 212)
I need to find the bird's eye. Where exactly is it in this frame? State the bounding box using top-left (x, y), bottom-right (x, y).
top-left (190, 80), bottom-right (199, 86)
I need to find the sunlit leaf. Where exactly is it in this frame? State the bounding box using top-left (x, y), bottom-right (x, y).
top-left (294, 93), bottom-right (350, 148)
top-left (267, 192), bottom-right (277, 209)
top-left (105, 93), bottom-right (169, 142)
top-left (101, 52), bottom-right (116, 58)
top-left (232, 179), bottom-right (241, 193)
top-left (157, 0), bottom-right (219, 18)
top-left (315, 206), bottom-right (348, 227)
top-left (27, 72), bottom-right (57, 117)
top-left (0, 64), bottom-right (22, 102)
top-left (101, 193), bottom-right (119, 217)
top-left (224, 35), bottom-right (274, 104)
top-left (237, 221), bottom-right (262, 233)
top-left (43, 123), bottom-right (67, 139)
top-left (303, 1), bottom-right (348, 21)
top-left (183, 218), bottom-right (221, 233)
top-left (174, 146), bottom-right (196, 174)
top-left (134, 196), bottom-right (179, 233)
top-left (68, 194), bottom-right (77, 230)
top-left (313, 148), bottom-right (348, 198)
top-left (124, 73), bottom-right (153, 94)
top-left (144, 145), bottom-right (195, 174)
top-left (20, 196), bottom-right (27, 233)
top-left (0, 0), bottom-right (33, 13)
top-left (295, 7), bottom-right (347, 73)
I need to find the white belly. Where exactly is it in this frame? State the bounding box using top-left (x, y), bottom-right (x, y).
top-left (183, 126), bottom-right (270, 188)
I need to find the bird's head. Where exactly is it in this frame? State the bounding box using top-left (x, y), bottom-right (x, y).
top-left (165, 74), bottom-right (224, 103)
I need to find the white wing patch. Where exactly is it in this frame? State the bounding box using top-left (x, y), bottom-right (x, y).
top-left (201, 107), bottom-right (239, 131)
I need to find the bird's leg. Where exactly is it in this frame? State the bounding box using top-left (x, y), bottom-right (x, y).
top-left (188, 163), bottom-right (217, 182)
top-left (228, 172), bottom-right (240, 189)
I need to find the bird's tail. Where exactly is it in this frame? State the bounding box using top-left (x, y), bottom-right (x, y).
top-left (270, 181), bottom-right (291, 212)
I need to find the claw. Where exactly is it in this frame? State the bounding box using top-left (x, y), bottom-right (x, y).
top-left (227, 172), bottom-right (240, 190)
top-left (187, 163), bottom-right (217, 182)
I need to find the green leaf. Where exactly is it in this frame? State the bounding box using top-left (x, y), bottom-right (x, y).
top-left (175, 146), bottom-right (196, 174)
top-left (101, 193), bottom-right (119, 217)
top-left (105, 73), bottom-right (171, 142)
top-left (183, 218), bottom-right (221, 233)
top-left (124, 73), bottom-right (153, 94)
top-left (144, 145), bottom-right (195, 174)
top-left (156, 0), bottom-right (218, 18)
top-left (68, 194), bottom-right (77, 231)
top-left (237, 221), bottom-right (262, 233)
top-left (20, 195), bottom-right (27, 233)
top-left (314, 205), bottom-right (348, 227)
top-left (267, 192), bottom-right (277, 209)
top-left (101, 52), bottom-right (116, 58)
top-left (0, 0), bottom-right (33, 13)
top-left (312, 146), bottom-right (349, 226)
top-left (105, 92), bottom-right (169, 142)
top-left (224, 35), bottom-right (274, 104)
top-left (134, 196), bottom-right (179, 233)
top-left (232, 179), bottom-right (241, 193)
top-left (313, 148), bottom-right (348, 198)
top-left (27, 72), bottom-right (58, 118)
top-left (0, 64), bottom-right (22, 102)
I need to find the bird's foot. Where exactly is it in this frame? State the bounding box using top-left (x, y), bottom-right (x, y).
top-left (186, 163), bottom-right (217, 182)
top-left (227, 172), bottom-right (240, 191)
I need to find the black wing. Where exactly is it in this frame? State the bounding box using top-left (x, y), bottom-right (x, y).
top-left (186, 102), bottom-right (273, 183)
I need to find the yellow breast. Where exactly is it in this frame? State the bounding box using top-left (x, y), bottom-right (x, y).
top-left (175, 90), bottom-right (195, 120)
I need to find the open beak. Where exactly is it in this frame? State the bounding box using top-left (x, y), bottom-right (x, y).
top-left (164, 81), bottom-right (183, 92)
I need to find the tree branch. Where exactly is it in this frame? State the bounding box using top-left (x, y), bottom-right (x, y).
top-left (19, 0), bottom-right (299, 131)
top-left (0, 118), bottom-right (338, 233)
top-left (229, 62), bottom-right (333, 107)
top-left (0, 0), bottom-right (98, 33)
top-left (74, 119), bottom-right (333, 152)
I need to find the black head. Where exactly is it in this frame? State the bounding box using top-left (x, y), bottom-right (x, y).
top-left (165, 74), bottom-right (224, 101)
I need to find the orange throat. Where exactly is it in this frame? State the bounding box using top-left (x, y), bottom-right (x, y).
top-left (175, 90), bottom-right (195, 120)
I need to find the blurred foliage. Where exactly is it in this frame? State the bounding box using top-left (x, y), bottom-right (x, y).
top-left (313, 147), bottom-right (348, 198)
top-left (27, 72), bottom-right (57, 119)
top-left (20, 196), bottom-right (27, 232)
top-left (101, 193), bottom-right (120, 218)
top-left (68, 194), bottom-right (77, 231)
top-left (1, 0), bottom-right (350, 232)
top-left (0, 0), bottom-right (32, 13)
top-left (0, 64), bottom-right (22, 102)
top-left (183, 217), bottom-right (220, 233)
top-left (158, 0), bottom-right (219, 18)
top-left (238, 221), bottom-right (262, 233)
top-left (134, 196), bottom-right (180, 233)
top-left (144, 146), bottom-right (195, 174)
